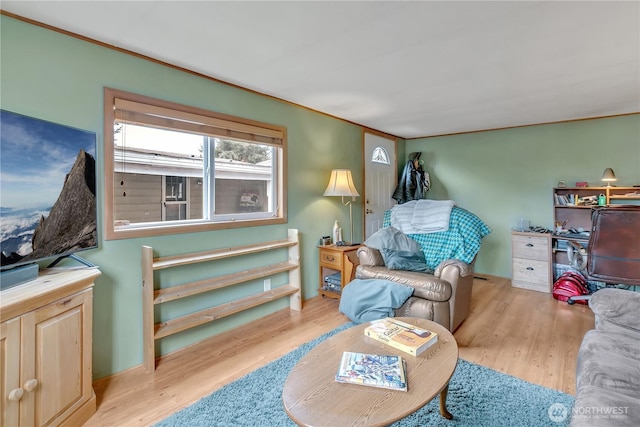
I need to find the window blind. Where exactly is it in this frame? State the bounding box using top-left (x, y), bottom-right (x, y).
top-left (114, 98), bottom-right (284, 146)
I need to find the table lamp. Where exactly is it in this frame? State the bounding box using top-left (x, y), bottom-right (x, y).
top-left (323, 169), bottom-right (360, 245)
top-left (601, 168), bottom-right (617, 187)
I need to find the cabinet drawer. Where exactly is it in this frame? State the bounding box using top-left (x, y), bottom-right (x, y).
top-left (512, 258), bottom-right (550, 292)
top-left (320, 249), bottom-right (343, 269)
top-left (512, 235), bottom-right (549, 261)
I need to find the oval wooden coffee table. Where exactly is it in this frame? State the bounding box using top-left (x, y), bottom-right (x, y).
top-left (282, 317), bottom-right (458, 427)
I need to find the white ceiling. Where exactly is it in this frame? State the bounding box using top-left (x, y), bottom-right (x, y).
top-left (2, 1), bottom-right (639, 139)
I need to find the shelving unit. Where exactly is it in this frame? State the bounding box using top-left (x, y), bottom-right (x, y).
top-left (141, 229), bottom-right (301, 373)
top-left (552, 186), bottom-right (640, 279)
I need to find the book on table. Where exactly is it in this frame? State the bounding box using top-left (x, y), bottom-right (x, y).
top-left (364, 317), bottom-right (438, 356)
top-left (335, 351), bottom-right (407, 392)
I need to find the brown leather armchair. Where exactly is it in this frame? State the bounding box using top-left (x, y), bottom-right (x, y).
top-left (355, 246), bottom-right (474, 332)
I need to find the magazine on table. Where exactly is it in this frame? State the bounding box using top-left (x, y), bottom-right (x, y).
top-left (335, 351), bottom-right (407, 391)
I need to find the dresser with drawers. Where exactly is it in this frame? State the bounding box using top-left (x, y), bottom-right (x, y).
top-left (511, 231), bottom-right (553, 293)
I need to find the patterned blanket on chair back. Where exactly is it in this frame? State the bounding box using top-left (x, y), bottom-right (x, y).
top-left (383, 207), bottom-right (491, 270)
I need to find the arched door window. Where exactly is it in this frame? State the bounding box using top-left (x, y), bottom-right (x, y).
top-left (371, 146), bottom-right (390, 165)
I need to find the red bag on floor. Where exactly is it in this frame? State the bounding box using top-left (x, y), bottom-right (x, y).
top-left (552, 271), bottom-right (589, 304)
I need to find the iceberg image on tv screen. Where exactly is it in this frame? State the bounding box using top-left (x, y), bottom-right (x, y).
top-left (0, 110), bottom-right (97, 269)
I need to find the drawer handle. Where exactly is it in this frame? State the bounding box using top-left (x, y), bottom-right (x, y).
top-left (526, 243), bottom-right (534, 247)
top-left (526, 267), bottom-right (534, 271)
top-left (324, 255), bottom-right (335, 262)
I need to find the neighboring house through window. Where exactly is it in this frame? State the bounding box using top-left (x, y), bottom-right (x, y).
top-left (163, 175), bottom-right (188, 221)
top-left (104, 88), bottom-right (287, 239)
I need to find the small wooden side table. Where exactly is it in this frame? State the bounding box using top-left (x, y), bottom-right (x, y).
top-left (318, 244), bottom-right (361, 299)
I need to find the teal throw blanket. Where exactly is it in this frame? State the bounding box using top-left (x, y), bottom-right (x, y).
top-left (339, 279), bottom-right (413, 324)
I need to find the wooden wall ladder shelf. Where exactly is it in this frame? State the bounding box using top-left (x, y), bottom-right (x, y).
top-left (141, 229), bottom-right (301, 373)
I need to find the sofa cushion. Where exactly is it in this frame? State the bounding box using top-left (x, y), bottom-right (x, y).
top-left (590, 288), bottom-right (640, 335)
top-left (363, 226), bottom-right (421, 253)
top-left (576, 330), bottom-right (640, 398)
top-left (380, 248), bottom-right (433, 273)
top-left (571, 385), bottom-right (639, 427)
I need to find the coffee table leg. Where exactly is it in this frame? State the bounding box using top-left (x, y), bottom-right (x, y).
top-left (439, 384), bottom-right (453, 420)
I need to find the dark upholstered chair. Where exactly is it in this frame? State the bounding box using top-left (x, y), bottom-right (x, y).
top-left (567, 206), bottom-right (640, 303)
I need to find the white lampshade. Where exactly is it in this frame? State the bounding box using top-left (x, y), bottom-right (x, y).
top-left (323, 169), bottom-right (360, 198)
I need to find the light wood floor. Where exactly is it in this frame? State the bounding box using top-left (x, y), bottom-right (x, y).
top-left (85, 275), bottom-right (594, 426)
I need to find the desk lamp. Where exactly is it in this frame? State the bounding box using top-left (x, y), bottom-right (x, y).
top-left (601, 168), bottom-right (617, 187)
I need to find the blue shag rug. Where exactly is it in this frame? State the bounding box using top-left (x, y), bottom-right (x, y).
top-left (155, 323), bottom-right (574, 427)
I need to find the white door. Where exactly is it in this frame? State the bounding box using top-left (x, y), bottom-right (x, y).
top-left (364, 132), bottom-right (397, 239)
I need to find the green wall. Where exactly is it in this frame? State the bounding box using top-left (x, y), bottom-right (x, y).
top-left (1, 16), bottom-right (364, 379)
top-left (408, 115), bottom-right (640, 276)
top-left (3, 15), bottom-right (639, 379)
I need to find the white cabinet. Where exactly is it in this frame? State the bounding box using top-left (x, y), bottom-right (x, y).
top-left (1, 268), bottom-right (100, 427)
top-left (511, 232), bottom-right (552, 293)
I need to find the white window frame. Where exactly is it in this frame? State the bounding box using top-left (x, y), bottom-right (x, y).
top-left (104, 87), bottom-right (287, 240)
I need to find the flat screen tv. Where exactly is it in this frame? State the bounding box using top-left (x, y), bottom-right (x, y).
top-left (0, 109), bottom-right (98, 273)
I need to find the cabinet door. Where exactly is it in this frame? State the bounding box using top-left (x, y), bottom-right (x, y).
top-left (21, 289), bottom-right (93, 427)
top-left (1, 318), bottom-right (21, 427)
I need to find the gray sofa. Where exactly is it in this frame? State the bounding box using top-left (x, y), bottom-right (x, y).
top-left (572, 288), bottom-right (640, 427)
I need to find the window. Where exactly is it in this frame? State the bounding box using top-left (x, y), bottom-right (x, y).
top-left (371, 146), bottom-right (390, 165)
top-left (104, 88), bottom-right (286, 240)
top-left (163, 176), bottom-right (188, 221)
